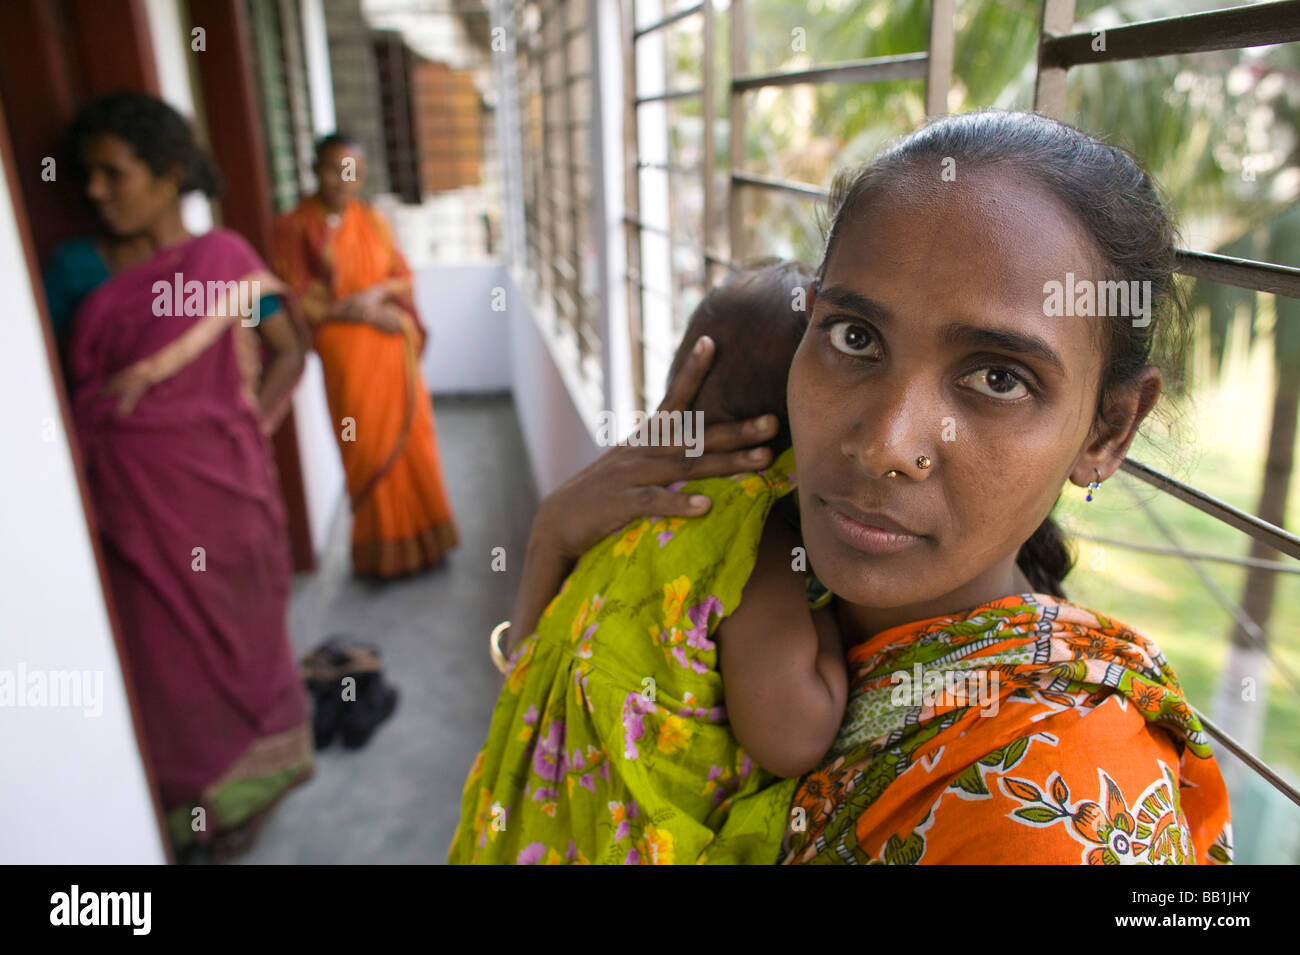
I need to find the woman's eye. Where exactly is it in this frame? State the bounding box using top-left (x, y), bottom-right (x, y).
top-left (960, 367), bottom-right (1030, 400)
top-left (827, 321), bottom-right (880, 358)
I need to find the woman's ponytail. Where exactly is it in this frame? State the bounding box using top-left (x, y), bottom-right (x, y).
top-left (1015, 515), bottom-right (1074, 599)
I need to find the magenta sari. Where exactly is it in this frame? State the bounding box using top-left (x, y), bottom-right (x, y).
top-left (63, 229), bottom-right (311, 833)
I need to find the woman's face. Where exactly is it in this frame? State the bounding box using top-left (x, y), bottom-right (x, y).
top-left (315, 143), bottom-right (366, 211)
top-left (788, 165), bottom-right (1157, 633)
top-left (79, 134), bottom-right (179, 238)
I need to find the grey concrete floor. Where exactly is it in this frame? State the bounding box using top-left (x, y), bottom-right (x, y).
top-left (235, 393), bottom-right (536, 864)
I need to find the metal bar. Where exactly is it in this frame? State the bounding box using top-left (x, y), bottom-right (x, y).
top-left (1117, 475), bottom-right (1300, 696)
top-left (633, 1), bottom-right (703, 40)
top-left (636, 159), bottom-right (700, 176)
top-left (1191, 706), bottom-right (1300, 809)
top-left (1071, 533), bottom-right (1300, 574)
top-left (1176, 249), bottom-right (1300, 300)
top-left (627, 274), bottom-right (674, 304)
top-left (729, 0), bottom-right (747, 264)
top-left (925, 0), bottom-right (954, 118)
top-left (1043, 1), bottom-right (1300, 70)
top-left (624, 214), bottom-right (672, 238)
top-left (1034, 0), bottom-right (1077, 119)
top-left (621, 0), bottom-right (646, 414)
top-left (1119, 457), bottom-right (1300, 560)
top-left (635, 87), bottom-right (705, 105)
top-left (733, 53), bottom-right (928, 92)
top-left (541, 70), bottom-right (591, 96)
top-left (702, 0), bottom-right (716, 291)
top-left (732, 170), bottom-right (830, 200)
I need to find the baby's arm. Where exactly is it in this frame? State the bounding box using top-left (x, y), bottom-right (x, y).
top-left (717, 510), bottom-right (848, 778)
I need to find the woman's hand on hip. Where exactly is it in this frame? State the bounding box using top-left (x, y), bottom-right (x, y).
top-left (535, 335), bottom-right (780, 561)
top-left (100, 357), bottom-right (161, 418)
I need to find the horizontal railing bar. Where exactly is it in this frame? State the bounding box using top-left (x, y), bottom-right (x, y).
top-left (626, 273), bottom-right (674, 304)
top-left (624, 214), bottom-right (672, 238)
top-left (1070, 533), bottom-right (1300, 574)
top-left (635, 87), bottom-right (704, 105)
top-left (733, 52), bottom-right (928, 92)
top-left (732, 170), bottom-right (830, 200)
top-left (633, 2), bottom-right (704, 40)
top-left (1119, 458), bottom-right (1300, 560)
top-left (1175, 249), bottom-right (1300, 299)
top-left (1117, 476), bottom-right (1300, 700)
top-left (1042, 1), bottom-right (1300, 70)
top-left (1192, 706), bottom-right (1300, 808)
top-left (636, 159), bottom-right (702, 176)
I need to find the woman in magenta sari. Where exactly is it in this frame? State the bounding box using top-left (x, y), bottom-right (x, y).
top-left (47, 92), bottom-right (313, 860)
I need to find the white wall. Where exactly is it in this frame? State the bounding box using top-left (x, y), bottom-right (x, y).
top-left (417, 262), bottom-right (512, 394)
top-left (0, 154), bottom-right (165, 864)
top-left (506, 271), bottom-right (601, 497)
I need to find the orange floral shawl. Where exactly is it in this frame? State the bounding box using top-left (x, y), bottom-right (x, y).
top-left (782, 593), bottom-right (1232, 865)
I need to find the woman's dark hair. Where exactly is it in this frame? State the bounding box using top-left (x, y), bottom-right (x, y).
top-left (68, 91), bottom-right (221, 197)
top-left (313, 132), bottom-right (362, 166)
top-left (816, 109), bottom-right (1191, 598)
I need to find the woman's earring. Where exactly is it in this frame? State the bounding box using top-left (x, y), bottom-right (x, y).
top-left (1085, 468), bottom-right (1102, 503)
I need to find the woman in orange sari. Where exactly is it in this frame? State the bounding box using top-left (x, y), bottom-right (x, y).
top-left (273, 134), bottom-right (458, 577)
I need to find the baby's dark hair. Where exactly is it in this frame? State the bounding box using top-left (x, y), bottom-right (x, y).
top-left (817, 109), bottom-right (1192, 599)
top-left (667, 260), bottom-right (815, 452)
top-left (68, 91), bottom-right (221, 197)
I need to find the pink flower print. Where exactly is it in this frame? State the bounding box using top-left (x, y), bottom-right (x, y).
top-left (566, 840), bottom-right (580, 862)
top-left (532, 720), bottom-right (568, 782)
top-left (691, 659), bottom-right (708, 674)
top-left (624, 849), bottom-right (641, 865)
top-left (518, 843), bottom-right (547, 865)
top-left (523, 704), bottom-right (539, 725)
top-left (569, 749), bottom-right (587, 771)
top-left (579, 774), bottom-right (597, 793)
top-left (598, 762), bottom-right (611, 782)
top-left (671, 647), bottom-right (690, 670)
top-left (532, 786), bottom-right (558, 802)
top-left (622, 693), bottom-right (656, 760)
top-left (685, 596), bottom-right (723, 650)
top-left (666, 481), bottom-right (687, 492)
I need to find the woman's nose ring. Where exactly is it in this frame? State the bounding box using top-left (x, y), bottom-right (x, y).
top-left (884, 455), bottom-right (931, 478)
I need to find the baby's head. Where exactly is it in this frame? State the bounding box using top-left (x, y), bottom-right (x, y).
top-left (666, 260), bottom-right (815, 452)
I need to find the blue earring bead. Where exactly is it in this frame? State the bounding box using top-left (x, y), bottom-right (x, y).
top-left (1085, 469), bottom-right (1101, 503)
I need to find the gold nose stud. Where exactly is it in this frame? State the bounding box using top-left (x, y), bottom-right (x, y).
top-left (917, 455), bottom-right (931, 470)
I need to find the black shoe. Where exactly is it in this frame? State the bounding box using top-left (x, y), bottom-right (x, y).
top-left (339, 672), bottom-right (399, 749)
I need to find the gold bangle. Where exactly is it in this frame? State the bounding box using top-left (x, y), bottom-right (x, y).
top-left (489, 620), bottom-right (512, 675)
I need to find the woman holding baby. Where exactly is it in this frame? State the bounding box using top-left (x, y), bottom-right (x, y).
top-left (451, 110), bottom-right (1232, 865)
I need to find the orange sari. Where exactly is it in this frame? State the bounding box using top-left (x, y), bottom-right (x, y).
top-left (783, 593), bottom-right (1232, 864)
top-left (274, 197), bottom-right (458, 576)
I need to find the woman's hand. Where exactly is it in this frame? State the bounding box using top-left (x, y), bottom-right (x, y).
top-left (534, 335), bottom-right (780, 561)
top-left (335, 284), bottom-right (387, 322)
top-left (100, 357), bottom-right (161, 418)
top-left (362, 302), bottom-right (407, 335)
top-left (504, 334), bottom-right (781, 656)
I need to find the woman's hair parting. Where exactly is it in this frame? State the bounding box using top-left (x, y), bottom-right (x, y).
top-left (816, 110), bottom-right (1192, 598)
top-left (68, 91), bottom-right (222, 198)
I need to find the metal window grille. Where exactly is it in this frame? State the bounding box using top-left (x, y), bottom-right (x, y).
top-left (622, 0), bottom-right (955, 409)
top-left (514, 0), bottom-right (602, 381)
top-left (1031, 0), bottom-right (1300, 807)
